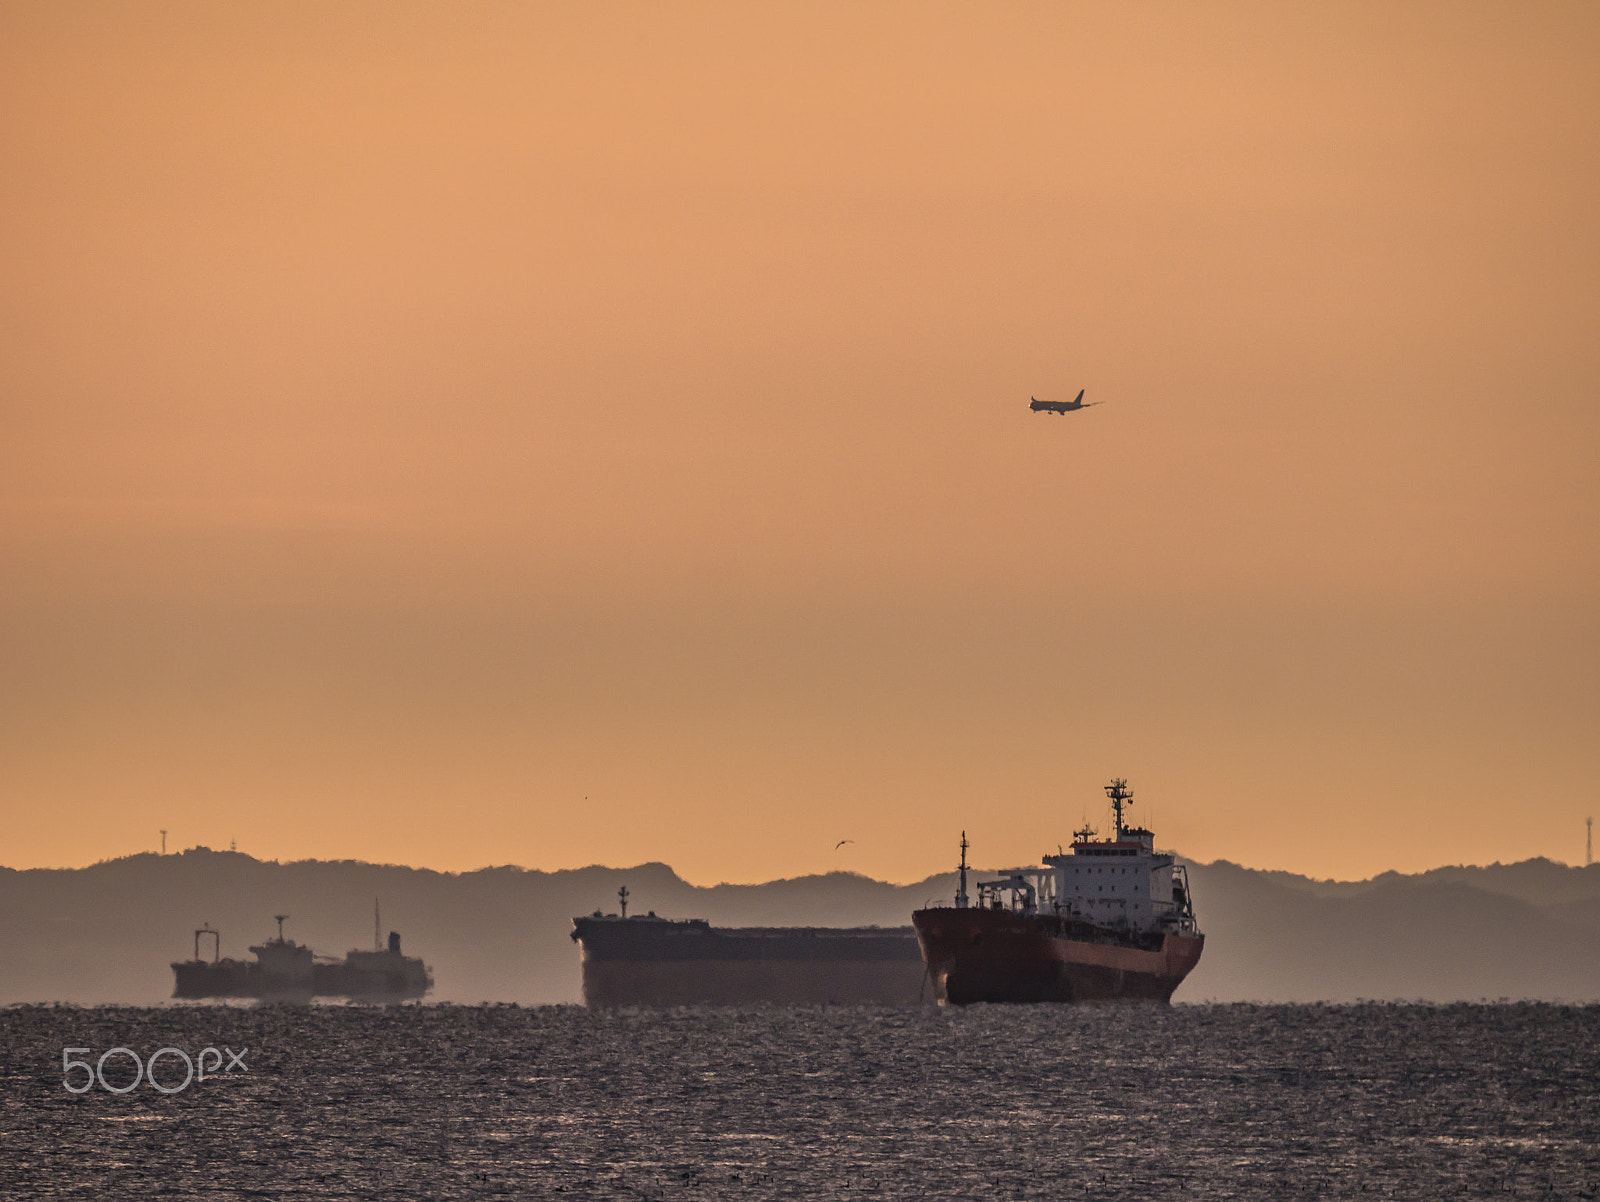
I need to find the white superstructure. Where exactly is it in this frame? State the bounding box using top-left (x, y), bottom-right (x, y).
top-left (972, 779), bottom-right (1198, 936)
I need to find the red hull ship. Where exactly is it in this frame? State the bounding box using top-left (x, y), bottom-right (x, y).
top-left (913, 779), bottom-right (1204, 1004)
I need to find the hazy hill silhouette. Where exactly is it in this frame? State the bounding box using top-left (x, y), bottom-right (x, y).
top-left (2, 850), bottom-right (1597, 1004)
top-left (1181, 859), bottom-right (1600, 1001)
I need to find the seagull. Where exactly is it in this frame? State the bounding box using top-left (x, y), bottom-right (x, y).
top-left (835, 839), bottom-right (855, 850)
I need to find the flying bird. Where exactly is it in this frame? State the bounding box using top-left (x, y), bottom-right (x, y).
top-left (835, 839), bottom-right (855, 850)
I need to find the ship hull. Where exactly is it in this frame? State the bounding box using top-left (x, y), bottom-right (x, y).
top-left (170, 959), bottom-right (314, 1003)
top-left (173, 951), bottom-right (430, 1003)
top-left (172, 959), bottom-right (251, 999)
top-left (571, 918), bottom-right (929, 1007)
top-left (313, 954), bottom-right (431, 1002)
top-left (912, 907), bottom-right (1203, 1005)
top-left (581, 957), bottom-right (927, 1007)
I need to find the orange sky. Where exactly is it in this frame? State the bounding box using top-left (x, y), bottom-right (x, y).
top-left (3, 2), bottom-right (1596, 883)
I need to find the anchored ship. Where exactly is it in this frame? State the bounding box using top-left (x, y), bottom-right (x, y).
top-left (571, 887), bottom-right (928, 1007)
top-left (314, 930), bottom-right (431, 1002)
top-left (171, 907), bottom-right (432, 1002)
top-left (171, 914), bottom-right (316, 1002)
top-left (912, 779), bottom-right (1203, 1004)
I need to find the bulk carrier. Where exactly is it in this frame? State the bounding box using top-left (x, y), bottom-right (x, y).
top-left (913, 779), bottom-right (1203, 1004)
top-left (570, 888), bottom-right (928, 1007)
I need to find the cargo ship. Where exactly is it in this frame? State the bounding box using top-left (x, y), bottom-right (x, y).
top-left (912, 779), bottom-right (1204, 1004)
top-left (171, 909), bottom-right (432, 1002)
top-left (313, 930), bottom-right (432, 1002)
top-left (171, 915), bottom-right (315, 1002)
top-left (570, 888), bottom-right (928, 1007)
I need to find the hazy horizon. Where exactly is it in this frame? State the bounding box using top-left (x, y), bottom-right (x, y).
top-left (5, 842), bottom-right (1594, 890)
top-left (4, 847), bottom-right (1597, 1008)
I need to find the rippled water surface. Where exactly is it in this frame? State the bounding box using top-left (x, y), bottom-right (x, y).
top-left (4, 1003), bottom-right (1597, 1199)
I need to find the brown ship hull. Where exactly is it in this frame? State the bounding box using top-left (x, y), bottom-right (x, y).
top-left (580, 957), bottom-right (928, 1007)
top-left (912, 907), bottom-right (1203, 1005)
top-left (170, 959), bottom-right (314, 1003)
top-left (571, 917), bottom-right (929, 1007)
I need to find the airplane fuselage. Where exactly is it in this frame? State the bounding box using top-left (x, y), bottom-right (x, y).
top-left (1030, 389), bottom-right (1089, 414)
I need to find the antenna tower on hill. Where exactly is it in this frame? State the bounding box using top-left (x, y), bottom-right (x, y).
top-left (1587, 816), bottom-right (1593, 867)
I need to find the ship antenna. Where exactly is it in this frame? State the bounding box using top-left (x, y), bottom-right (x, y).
top-left (955, 832), bottom-right (970, 909)
top-left (1104, 778), bottom-right (1133, 841)
top-left (618, 885), bottom-right (629, 919)
top-left (275, 914), bottom-right (288, 943)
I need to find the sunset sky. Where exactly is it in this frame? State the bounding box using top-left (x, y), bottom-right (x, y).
top-left (3, 2), bottom-right (1596, 884)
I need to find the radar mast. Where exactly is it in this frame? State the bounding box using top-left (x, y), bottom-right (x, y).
top-left (1105, 778), bottom-right (1134, 840)
top-left (955, 832), bottom-right (970, 909)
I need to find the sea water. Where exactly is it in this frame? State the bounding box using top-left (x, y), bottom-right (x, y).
top-left (3, 1002), bottom-right (1596, 1198)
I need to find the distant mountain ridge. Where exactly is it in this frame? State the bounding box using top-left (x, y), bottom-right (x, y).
top-left (1183, 858), bottom-right (1600, 1002)
top-left (2, 851), bottom-right (1597, 1005)
top-left (1246, 857), bottom-right (1600, 909)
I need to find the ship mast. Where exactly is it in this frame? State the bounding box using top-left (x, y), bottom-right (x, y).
top-left (618, 885), bottom-right (629, 919)
top-left (955, 831), bottom-right (970, 909)
top-left (1105, 778), bottom-right (1133, 841)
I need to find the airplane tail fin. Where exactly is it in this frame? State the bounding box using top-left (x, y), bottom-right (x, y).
top-left (1073, 388), bottom-right (1085, 404)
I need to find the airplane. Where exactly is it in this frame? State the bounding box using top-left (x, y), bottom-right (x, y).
top-left (1030, 389), bottom-right (1098, 414)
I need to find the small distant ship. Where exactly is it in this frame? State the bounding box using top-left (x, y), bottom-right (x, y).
top-left (912, 779), bottom-right (1204, 1004)
top-left (171, 915), bottom-right (316, 1003)
top-left (171, 907), bottom-right (432, 1003)
top-left (315, 930), bottom-right (432, 1002)
top-left (570, 888), bottom-right (928, 1007)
